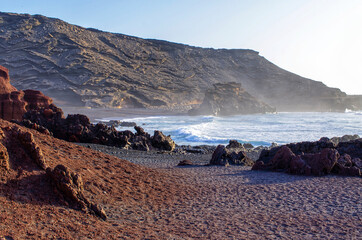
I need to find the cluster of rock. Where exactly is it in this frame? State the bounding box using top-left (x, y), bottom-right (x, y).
top-left (0, 66), bottom-right (52, 121)
top-left (209, 140), bottom-right (254, 166)
top-left (16, 105), bottom-right (175, 151)
top-left (101, 120), bottom-right (137, 128)
top-left (0, 123), bottom-right (107, 220)
top-left (189, 82), bottom-right (275, 116)
top-left (252, 136), bottom-right (361, 177)
top-left (0, 65), bottom-right (175, 152)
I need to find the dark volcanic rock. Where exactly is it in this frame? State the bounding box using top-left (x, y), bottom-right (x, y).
top-left (0, 12), bottom-right (356, 112)
top-left (258, 138), bottom-right (337, 165)
top-left (151, 130), bottom-right (175, 151)
top-left (270, 146), bottom-right (296, 171)
top-left (253, 137), bottom-right (361, 177)
top-left (330, 134), bottom-right (360, 145)
top-left (177, 160), bottom-right (193, 166)
top-left (189, 82), bottom-right (275, 116)
top-left (336, 138), bottom-right (362, 159)
top-left (210, 143), bottom-right (254, 166)
top-left (17, 105), bottom-right (175, 151)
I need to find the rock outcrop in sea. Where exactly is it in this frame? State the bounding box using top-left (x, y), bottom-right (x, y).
top-left (252, 136), bottom-right (362, 177)
top-left (189, 82), bottom-right (275, 116)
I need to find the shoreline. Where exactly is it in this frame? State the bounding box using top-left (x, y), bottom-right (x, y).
top-left (60, 106), bottom-right (362, 122)
top-left (60, 106), bottom-right (186, 122)
top-left (61, 106), bottom-right (362, 148)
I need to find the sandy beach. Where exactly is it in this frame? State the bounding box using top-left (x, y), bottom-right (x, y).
top-left (0, 120), bottom-right (361, 239)
top-left (80, 143), bottom-right (362, 239)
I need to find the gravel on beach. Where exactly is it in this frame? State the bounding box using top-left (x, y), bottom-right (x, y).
top-left (76, 143), bottom-right (362, 239)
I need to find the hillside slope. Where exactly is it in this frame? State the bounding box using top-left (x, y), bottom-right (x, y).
top-left (0, 12), bottom-right (353, 111)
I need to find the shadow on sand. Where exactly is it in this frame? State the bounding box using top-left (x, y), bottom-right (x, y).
top-left (218, 169), bottom-right (315, 185)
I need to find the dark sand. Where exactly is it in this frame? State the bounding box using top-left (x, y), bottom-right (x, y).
top-left (1, 117), bottom-right (360, 239)
top-left (77, 143), bottom-right (362, 239)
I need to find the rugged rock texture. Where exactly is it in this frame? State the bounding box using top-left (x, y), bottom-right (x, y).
top-left (189, 82), bottom-right (275, 116)
top-left (0, 65), bottom-right (52, 121)
top-left (0, 125), bottom-right (47, 170)
top-left (46, 164), bottom-right (107, 220)
top-left (0, 12), bottom-right (357, 111)
top-left (330, 134), bottom-right (360, 145)
top-left (0, 65), bottom-right (26, 120)
top-left (210, 140), bottom-right (254, 166)
top-left (16, 104), bottom-right (175, 151)
top-left (252, 137), bottom-right (362, 176)
top-left (0, 119), bottom-right (190, 238)
top-left (151, 130), bottom-right (175, 151)
top-left (0, 61), bottom-right (174, 151)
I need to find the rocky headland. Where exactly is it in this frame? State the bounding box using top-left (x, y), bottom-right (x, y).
top-left (0, 11), bottom-right (360, 113)
top-left (188, 82), bottom-right (275, 116)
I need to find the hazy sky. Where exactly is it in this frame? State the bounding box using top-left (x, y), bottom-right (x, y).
top-left (2, 0), bottom-right (362, 94)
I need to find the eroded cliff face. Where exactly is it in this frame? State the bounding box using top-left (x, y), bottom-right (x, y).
top-left (0, 12), bottom-right (356, 111)
top-left (0, 65), bottom-right (52, 121)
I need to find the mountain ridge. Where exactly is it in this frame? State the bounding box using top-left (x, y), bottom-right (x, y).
top-left (0, 11), bottom-right (359, 112)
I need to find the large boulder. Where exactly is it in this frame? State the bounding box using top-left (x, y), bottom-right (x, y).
top-left (270, 146), bottom-right (296, 171)
top-left (151, 130), bottom-right (175, 151)
top-left (301, 148), bottom-right (339, 175)
top-left (210, 141), bottom-right (254, 166)
top-left (189, 82), bottom-right (275, 116)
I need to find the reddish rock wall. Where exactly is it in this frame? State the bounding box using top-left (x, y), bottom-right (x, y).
top-left (0, 66), bottom-right (52, 121)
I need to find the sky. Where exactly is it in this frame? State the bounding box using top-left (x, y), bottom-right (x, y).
top-left (1, 0), bottom-right (362, 94)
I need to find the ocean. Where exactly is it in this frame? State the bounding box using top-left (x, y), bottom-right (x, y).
top-left (99, 111), bottom-right (362, 147)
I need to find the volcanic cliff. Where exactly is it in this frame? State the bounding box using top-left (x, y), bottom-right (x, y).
top-left (0, 12), bottom-right (359, 112)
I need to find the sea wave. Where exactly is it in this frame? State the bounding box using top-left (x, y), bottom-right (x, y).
top-left (99, 112), bottom-right (362, 146)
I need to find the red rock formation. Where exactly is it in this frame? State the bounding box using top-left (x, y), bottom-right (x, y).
top-left (0, 66), bottom-right (17, 93)
top-left (23, 89), bottom-right (53, 110)
top-left (0, 66), bottom-right (53, 121)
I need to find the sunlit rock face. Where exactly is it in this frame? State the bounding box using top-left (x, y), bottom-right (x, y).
top-left (0, 12), bottom-right (357, 111)
top-left (0, 65), bottom-right (52, 121)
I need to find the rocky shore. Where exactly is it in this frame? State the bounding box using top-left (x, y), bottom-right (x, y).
top-left (0, 64), bottom-right (361, 239)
